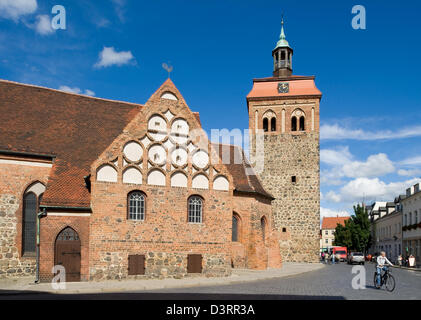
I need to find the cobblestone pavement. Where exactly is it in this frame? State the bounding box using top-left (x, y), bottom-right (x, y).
top-left (138, 262), bottom-right (421, 300)
top-left (1, 262), bottom-right (420, 299)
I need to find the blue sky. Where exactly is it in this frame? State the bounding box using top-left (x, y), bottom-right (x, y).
top-left (1, 0), bottom-right (421, 219)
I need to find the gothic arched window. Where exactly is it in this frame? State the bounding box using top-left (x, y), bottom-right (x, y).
top-left (232, 214), bottom-right (241, 242)
top-left (299, 116), bottom-right (305, 131)
top-left (128, 191), bottom-right (146, 221)
top-left (263, 118), bottom-right (269, 132)
top-left (261, 217), bottom-right (267, 243)
top-left (271, 117), bottom-right (276, 132)
top-left (291, 116), bottom-right (297, 132)
top-left (188, 196), bottom-right (203, 223)
top-left (22, 192), bottom-right (38, 255)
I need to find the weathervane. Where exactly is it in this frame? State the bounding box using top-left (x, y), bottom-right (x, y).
top-left (162, 63), bottom-right (173, 78)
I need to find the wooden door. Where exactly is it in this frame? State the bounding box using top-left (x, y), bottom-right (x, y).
top-left (55, 228), bottom-right (81, 282)
top-left (187, 254), bottom-right (202, 273)
top-left (128, 255), bottom-right (145, 275)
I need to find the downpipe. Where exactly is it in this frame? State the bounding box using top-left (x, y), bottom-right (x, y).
top-left (35, 208), bottom-right (47, 283)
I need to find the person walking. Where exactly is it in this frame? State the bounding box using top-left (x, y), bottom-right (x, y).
top-left (332, 252), bottom-right (336, 264)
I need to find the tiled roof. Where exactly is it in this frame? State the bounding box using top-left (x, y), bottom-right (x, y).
top-left (247, 76), bottom-right (322, 100)
top-left (211, 143), bottom-right (273, 199)
top-left (0, 79), bottom-right (271, 208)
top-left (0, 80), bottom-right (142, 208)
top-left (321, 217), bottom-right (350, 230)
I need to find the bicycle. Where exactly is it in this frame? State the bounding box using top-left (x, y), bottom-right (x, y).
top-left (373, 267), bottom-right (396, 292)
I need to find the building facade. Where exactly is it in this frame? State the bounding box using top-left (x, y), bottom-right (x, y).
top-left (320, 216), bottom-right (350, 252)
top-left (402, 183), bottom-right (421, 262)
top-left (371, 205), bottom-right (402, 262)
top-left (0, 21), bottom-right (320, 281)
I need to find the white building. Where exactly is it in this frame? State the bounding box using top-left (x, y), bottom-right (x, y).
top-left (402, 183), bottom-right (421, 262)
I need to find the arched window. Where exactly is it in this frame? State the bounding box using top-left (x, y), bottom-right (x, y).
top-left (271, 117), bottom-right (276, 132)
top-left (232, 214), bottom-right (241, 242)
top-left (22, 192), bottom-right (38, 255)
top-left (263, 118), bottom-right (268, 132)
top-left (291, 116), bottom-right (297, 131)
top-left (261, 217), bottom-right (267, 243)
top-left (128, 191), bottom-right (146, 221)
top-left (57, 227), bottom-right (80, 241)
top-left (188, 196), bottom-right (203, 223)
top-left (299, 116), bottom-right (305, 131)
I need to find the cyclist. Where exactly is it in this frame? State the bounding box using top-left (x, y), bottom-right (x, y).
top-left (376, 251), bottom-right (394, 288)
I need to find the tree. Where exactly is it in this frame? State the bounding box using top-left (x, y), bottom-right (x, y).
top-left (333, 204), bottom-right (372, 253)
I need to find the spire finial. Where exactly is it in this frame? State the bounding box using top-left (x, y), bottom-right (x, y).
top-left (275, 14), bottom-right (290, 49)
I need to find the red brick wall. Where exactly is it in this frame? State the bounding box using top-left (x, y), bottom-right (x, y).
top-left (39, 215), bottom-right (90, 282)
top-left (232, 193), bottom-right (282, 270)
top-left (89, 181), bottom-right (232, 279)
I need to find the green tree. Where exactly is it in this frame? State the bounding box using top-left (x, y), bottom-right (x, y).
top-left (333, 204), bottom-right (372, 253)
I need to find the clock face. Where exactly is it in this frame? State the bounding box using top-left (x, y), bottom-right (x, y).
top-left (278, 82), bottom-right (289, 93)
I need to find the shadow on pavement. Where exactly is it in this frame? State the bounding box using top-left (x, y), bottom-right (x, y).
top-left (0, 290), bottom-right (345, 300)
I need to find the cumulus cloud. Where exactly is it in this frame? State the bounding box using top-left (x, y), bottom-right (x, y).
top-left (321, 147), bottom-right (395, 180)
top-left (321, 124), bottom-right (421, 141)
top-left (34, 14), bottom-right (53, 35)
top-left (58, 86), bottom-right (95, 97)
top-left (94, 46), bottom-right (135, 68)
top-left (324, 177), bottom-right (421, 204)
top-left (342, 153), bottom-right (395, 178)
top-left (320, 146), bottom-right (352, 166)
top-left (0, 0), bottom-right (37, 21)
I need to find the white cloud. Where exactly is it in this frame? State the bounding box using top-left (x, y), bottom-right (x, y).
top-left (397, 169), bottom-right (421, 177)
top-left (324, 177), bottom-right (421, 204)
top-left (58, 86), bottom-right (95, 97)
top-left (342, 153), bottom-right (395, 178)
top-left (320, 207), bottom-right (351, 219)
top-left (94, 46), bottom-right (135, 68)
top-left (320, 146), bottom-right (352, 166)
top-left (321, 147), bottom-right (395, 180)
top-left (321, 124), bottom-right (421, 141)
top-left (111, 0), bottom-right (126, 22)
top-left (34, 14), bottom-right (53, 35)
top-left (0, 0), bottom-right (37, 21)
top-left (400, 156), bottom-right (421, 166)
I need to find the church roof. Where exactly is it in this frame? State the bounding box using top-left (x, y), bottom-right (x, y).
top-left (211, 143), bottom-right (274, 200)
top-left (0, 79), bottom-right (142, 208)
top-left (0, 79), bottom-right (270, 208)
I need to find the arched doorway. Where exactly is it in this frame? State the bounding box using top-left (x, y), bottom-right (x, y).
top-left (54, 227), bottom-right (81, 282)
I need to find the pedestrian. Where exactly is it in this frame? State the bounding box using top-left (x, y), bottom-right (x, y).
top-left (398, 255), bottom-right (402, 266)
top-left (332, 252), bottom-right (336, 264)
top-left (321, 252), bottom-right (325, 262)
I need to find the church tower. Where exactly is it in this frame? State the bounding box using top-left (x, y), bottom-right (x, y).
top-left (247, 19), bottom-right (322, 263)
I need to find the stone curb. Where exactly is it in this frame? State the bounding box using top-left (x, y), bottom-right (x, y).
top-left (391, 266), bottom-right (421, 272)
top-left (0, 264), bottom-right (325, 295)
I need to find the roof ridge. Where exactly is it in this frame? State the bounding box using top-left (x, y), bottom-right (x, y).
top-left (0, 79), bottom-right (143, 107)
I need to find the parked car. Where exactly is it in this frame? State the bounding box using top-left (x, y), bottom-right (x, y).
top-left (348, 252), bottom-right (365, 265)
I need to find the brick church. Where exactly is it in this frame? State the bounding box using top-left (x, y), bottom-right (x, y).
top-left (0, 21), bottom-right (321, 282)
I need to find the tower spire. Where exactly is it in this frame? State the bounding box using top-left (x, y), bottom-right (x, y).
top-left (272, 15), bottom-right (293, 77)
